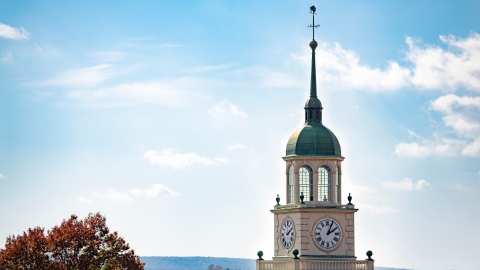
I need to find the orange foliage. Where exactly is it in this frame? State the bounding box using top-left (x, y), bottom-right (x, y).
top-left (0, 213), bottom-right (145, 270)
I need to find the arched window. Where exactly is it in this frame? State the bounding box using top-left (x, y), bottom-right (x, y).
top-left (288, 166), bottom-right (294, 203)
top-left (336, 166), bottom-right (340, 203)
top-left (318, 165), bottom-right (331, 202)
top-left (299, 165), bottom-right (313, 201)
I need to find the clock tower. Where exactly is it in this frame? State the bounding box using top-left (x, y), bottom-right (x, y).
top-left (256, 6), bottom-right (375, 270)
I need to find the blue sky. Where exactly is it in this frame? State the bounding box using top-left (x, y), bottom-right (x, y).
top-left (1, 1), bottom-right (480, 269)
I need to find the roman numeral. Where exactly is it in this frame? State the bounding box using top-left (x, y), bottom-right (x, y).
top-left (326, 242), bottom-right (329, 248)
top-left (333, 237), bottom-right (339, 242)
top-left (316, 237), bottom-right (322, 242)
top-left (321, 241), bottom-right (325, 247)
top-left (335, 232), bottom-right (339, 236)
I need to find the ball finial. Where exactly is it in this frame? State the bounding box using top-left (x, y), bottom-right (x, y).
top-left (257, 250), bottom-right (264, 260)
top-left (309, 40), bottom-right (318, 50)
top-left (292, 249), bottom-right (299, 259)
top-left (366, 250), bottom-right (373, 261)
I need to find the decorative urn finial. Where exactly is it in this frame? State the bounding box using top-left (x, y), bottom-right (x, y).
top-left (300, 192), bottom-right (305, 204)
top-left (347, 193), bottom-right (353, 205)
top-left (276, 194), bottom-right (280, 205)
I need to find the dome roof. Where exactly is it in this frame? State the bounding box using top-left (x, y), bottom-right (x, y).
top-left (286, 123), bottom-right (341, 156)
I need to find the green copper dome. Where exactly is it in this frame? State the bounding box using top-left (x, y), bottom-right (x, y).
top-left (286, 123), bottom-right (341, 156)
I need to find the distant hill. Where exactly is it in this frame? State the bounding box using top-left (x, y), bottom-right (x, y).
top-left (141, 257), bottom-right (254, 270)
top-left (140, 256), bottom-right (411, 270)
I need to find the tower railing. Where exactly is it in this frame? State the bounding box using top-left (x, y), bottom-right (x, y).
top-left (257, 260), bottom-right (373, 270)
top-left (300, 260), bottom-right (370, 270)
top-left (257, 260), bottom-right (293, 270)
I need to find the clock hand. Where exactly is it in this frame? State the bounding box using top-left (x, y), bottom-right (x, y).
top-left (286, 227), bottom-right (293, 235)
top-left (327, 221), bottom-right (333, 234)
top-left (327, 226), bottom-right (338, 235)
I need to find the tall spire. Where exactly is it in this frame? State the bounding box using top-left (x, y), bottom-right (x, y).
top-left (304, 6), bottom-right (323, 124)
top-left (308, 6), bottom-right (319, 98)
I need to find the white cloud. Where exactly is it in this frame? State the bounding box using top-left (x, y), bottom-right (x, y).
top-left (311, 43), bottom-right (411, 91)
top-left (394, 139), bottom-right (467, 158)
top-left (1, 53), bottom-right (12, 62)
top-left (293, 32), bottom-right (480, 92)
top-left (432, 94), bottom-right (480, 156)
top-left (407, 35), bottom-right (480, 91)
top-left (44, 64), bottom-right (115, 87)
top-left (406, 129), bottom-right (421, 139)
top-left (358, 204), bottom-right (398, 215)
top-left (131, 183), bottom-right (180, 197)
top-left (208, 99), bottom-right (247, 118)
top-left (393, 142), bottom-right (431, 158)
top-left (78, 196), bottom-right (92, 204)
top-left (431, 95), bottom-right (480, 138)
top-left (434, 138), bottom-right (467, 155)
top-left (91, 189), bottom-right (131, 202)
top-left (415, 179), bottom-right (432, 190)
top-left (382, 178), bottom-right (432, 191)
top-left (462, 137), bottom-right (480, 156)
top-left (0, 174), bottom-right (5, 179)
top-left (227, 143), bottom-right (246, 150)
top-left (36, 63), bottom-right (211, 108)
top-left (66, 78), bottom-right (209, 108)
top-left (144, 149), bottom-right (229, 170)
top-left (0, 22), bottom-right (29, 40)
top-left (398, 94), bottom-right (480, 157)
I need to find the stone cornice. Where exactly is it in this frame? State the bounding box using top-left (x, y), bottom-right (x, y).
top-left (270, 204), bottom-right (358, 214)
top-left (282, 155), bottom-right (345, 161)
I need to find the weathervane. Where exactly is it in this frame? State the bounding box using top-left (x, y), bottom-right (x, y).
top-left (308, 5), bottom-right (320, 40)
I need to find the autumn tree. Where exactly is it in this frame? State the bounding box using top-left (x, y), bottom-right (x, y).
top-left (0, 213), bottom-right (144, 270)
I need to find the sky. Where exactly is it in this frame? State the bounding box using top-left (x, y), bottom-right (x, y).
top-left (1, 1), bottom-right (479, 269)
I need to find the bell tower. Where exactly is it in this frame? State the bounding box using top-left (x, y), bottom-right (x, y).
top-left (256, 6), bottom-right (375, 270)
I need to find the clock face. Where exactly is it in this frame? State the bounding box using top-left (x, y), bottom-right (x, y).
top-left (280, 218), bottom-right (295, 250)
top-left (313, 218), bottom-right (342, 251)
